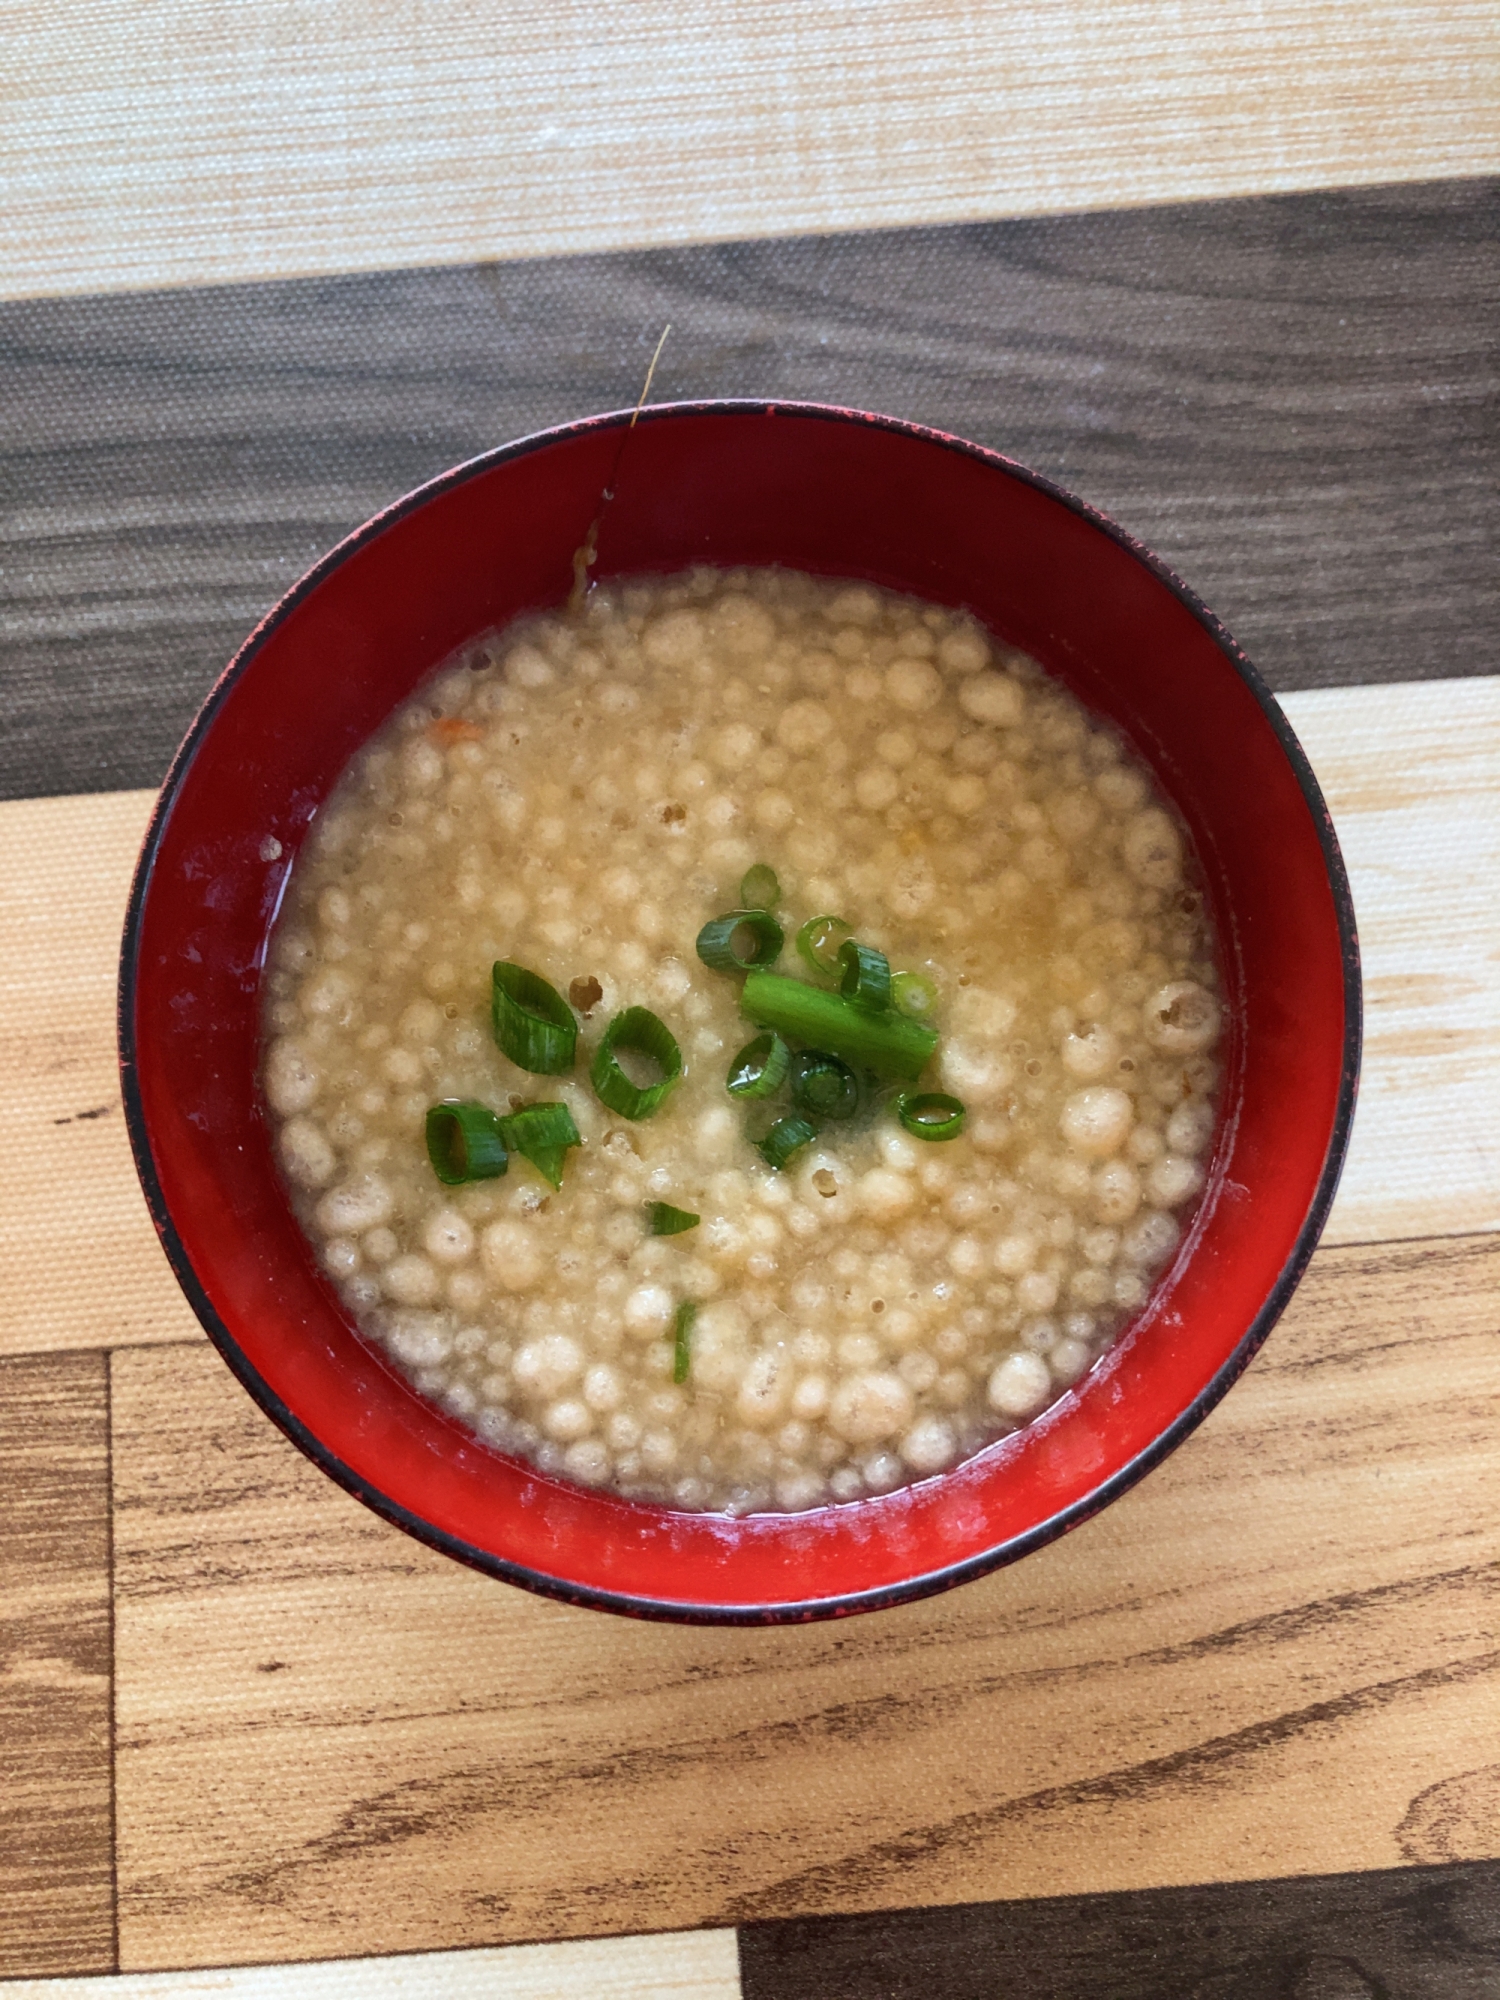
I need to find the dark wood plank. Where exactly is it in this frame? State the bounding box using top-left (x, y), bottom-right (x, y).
top-left (0, 1351), bottom-right (115, 1975)
top-left (2, 176), bottom-right (1495, 804)
top-left (737, 1857), bottom-right (1500, 1999)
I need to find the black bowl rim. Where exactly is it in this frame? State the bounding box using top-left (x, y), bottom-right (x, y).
top-left (119, 398), bottom-right (1363, 1626)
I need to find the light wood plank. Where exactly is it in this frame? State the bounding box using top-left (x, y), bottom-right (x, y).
top-left (6, 1), bottom-right (1498, 303)
top-left (0, 789), bottom-right (201, 1358)
top-left (110, 1231), bottom-right (1500, 1965)
top-left (0, 1353), bottom-right (115, 1977)
top-left (4, 676), bottom-right (1495, 1362)
top-left (1282, 679), bottom-right (1500, 1247)
top-left (0, 1928), bottom-right (740, 1999)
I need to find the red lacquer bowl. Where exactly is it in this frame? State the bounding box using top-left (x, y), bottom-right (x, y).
top-left (120, 403), bottom-right (1360, 1623)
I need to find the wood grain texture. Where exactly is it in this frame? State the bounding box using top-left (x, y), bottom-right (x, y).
top-left (3, 177), bottom-right (1496, 803)
top-left (0, 789), bottom-right (202, 1361)
top-left (109, 1231), bottom-right (1500, 1968)
top-left (1284, 679), bottom-right (1500, 1248)
top-left (0, 1352), bottom-right (115, 1977)
top-left (738, 1857), bottom-right (1500, 1999)
top-left (0, 1928), bottom-right (740, 1998)
top-left (3, 673), bottom-right (1492, 1369)
top-left (6, 0), bottom-right (1498, 303)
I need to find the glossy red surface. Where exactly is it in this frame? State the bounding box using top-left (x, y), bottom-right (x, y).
top-left (122, 404), bottom-right (1358, 1621)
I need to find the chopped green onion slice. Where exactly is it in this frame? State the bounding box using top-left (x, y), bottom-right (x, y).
top-left (897, 1091), bottom-right (967, 1141)
top-left (741, 970), bottom-right (939, 1083)
top-left (590, 1006), bottom-right (684, 1119)
top-left (726, 1031), bottom-right (791, 1099)
top-left (891, 969), bottom-right (939, 1018)
top-left (497, 1101), bottom-right (582, 1188)
top-left (696, 909), bottom-right (784, 973)
top-left (647, 1201), bottom-right (700, 1236)
top-left (739, 863), bottom-right (780, 911)
top-left (673, 1299), bottom-right (698, 1384)
top-left (790, 1050), bottom-right (859, 1120)
top-left (795, 913), bottom-right (853, 978)
top-left (491, 961), bottom-right (577, 1074)
top-left (838, 940), bottom-right (892, 1012)
top-left (425, 1101), bottom-right (509, 1185)
top-left (756, 1114), bottom-right (819, 1171)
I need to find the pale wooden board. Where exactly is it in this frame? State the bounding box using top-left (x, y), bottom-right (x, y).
top-left (109, 1231), bottom-right (1500, 1968)
top-left (0, 1353), bottom-right (115, 1977)
top-left (0, 789), bottom-right (200, 1358)
top-left (1281, 679), bottom-right (1500, 1246)
top-left (0, 1929), bottom-right (740, 1999)
top-left (3, 677), bottom-right (1496, 1364)
top-left (5, 1), bottom-right (1498, 303)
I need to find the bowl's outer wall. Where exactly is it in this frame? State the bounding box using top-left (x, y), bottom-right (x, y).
top-left (125, 405), bottom-right (1354, 1618)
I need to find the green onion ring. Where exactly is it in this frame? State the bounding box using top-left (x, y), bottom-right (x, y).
top-left (590, 1006), bottom-right (684, 1119)
top-left (672, 1299), bottom-right (698, 1384)
top-left (726, 1031), bottom-right (791, 1100)
top-left (425, 1101), bottom-right (509, 1185)
top-left (491, 961), bottom-right (577, 1074)
top-left (789, 1049), bottom-right (859, 1120)
top-left (497, 1101), bottom-right (582, 1188)
top-left (795, 913), bottom-right (853, 978)
top-left (838, 939), bottom-right (892, 1011)
top-left (896, 1091), bottom-right (967, 1141)
top-left (741, 969), bottom-right (938, 1083)
top-left (647, 1201), bottom-right (700, 1236)
top-left (891, 969), bottom-right (938, 1018)
top-left (739, 863), bottom-right (780, 911)
top-left (755, 1113), bottom-right (819, 1171)
top-left (696, 909), bottom-right (784, 973)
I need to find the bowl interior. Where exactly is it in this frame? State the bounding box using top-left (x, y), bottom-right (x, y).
top-left (123, 404), bottom-right (1356, 1620)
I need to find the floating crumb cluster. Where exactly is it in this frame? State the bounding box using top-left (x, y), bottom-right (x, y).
top-left (260, 567), bottom-right (1223, 1514)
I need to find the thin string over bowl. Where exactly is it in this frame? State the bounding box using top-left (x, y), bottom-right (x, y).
top-left (568, 323), bottom-right (672, 613)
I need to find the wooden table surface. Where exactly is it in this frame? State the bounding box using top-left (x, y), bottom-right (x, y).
top-left (3, 10), bottom-right (1498, 1995)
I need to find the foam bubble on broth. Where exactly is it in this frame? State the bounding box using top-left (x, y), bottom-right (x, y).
top-left (259, 567), bottom-right (1224, 1515)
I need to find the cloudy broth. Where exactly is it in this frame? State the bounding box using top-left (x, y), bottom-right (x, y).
top-left (260, 568), bottom-right (1223, 1514)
